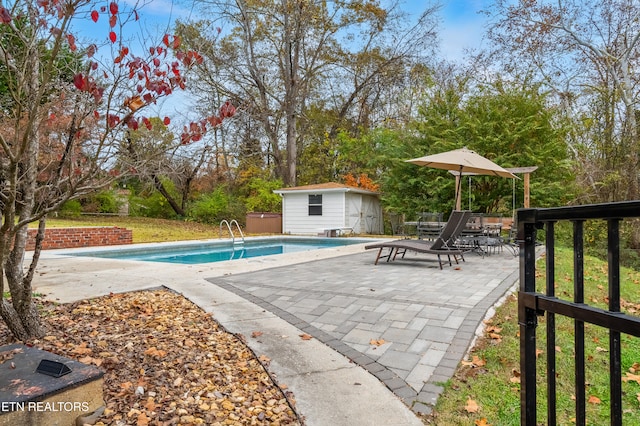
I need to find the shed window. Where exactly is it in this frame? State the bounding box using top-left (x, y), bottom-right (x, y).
top-left (308, 194), bottom-right (322, 216)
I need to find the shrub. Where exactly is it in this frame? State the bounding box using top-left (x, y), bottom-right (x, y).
top-left (58, 199), bottom-right (82, 217)
top-left (188, 188), bottom-right (245, 225)
top-left (78, 190), bottom-right (122, 214)
top-left (548, 220), bottom-right (640, 271)
top-left (244, 178), bottom-right (283, 213)
top-left (129, 192), bottom-right (178, 219)
top-left (94, 191), bottom-right (121, 213)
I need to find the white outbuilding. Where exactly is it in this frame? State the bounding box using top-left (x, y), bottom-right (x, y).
top-left (274, 182), bottom-right (383, 235)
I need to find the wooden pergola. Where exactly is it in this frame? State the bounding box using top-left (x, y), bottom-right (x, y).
top-left (451, 166), bottom-right (538, 211)
top-left (506, 166), bottom-right (538, 209)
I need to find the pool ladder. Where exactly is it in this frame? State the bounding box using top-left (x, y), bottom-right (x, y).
top-left (219, 219), bottom-right (245, 244)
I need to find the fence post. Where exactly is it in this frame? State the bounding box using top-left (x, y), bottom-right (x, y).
top-left (518, 209), bottom-right (539, 425)
top-left (545, 222), bottom-right (557, 425)
top-left (608, 219), bottom-right (622, 425)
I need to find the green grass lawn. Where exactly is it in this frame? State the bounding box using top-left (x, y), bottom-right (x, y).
top-left (428, 247), bottom-right (640, 425)
top-left (36, 216), bottom-right (220, 243)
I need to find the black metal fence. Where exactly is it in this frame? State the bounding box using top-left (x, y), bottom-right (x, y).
top-left (518, 201), bottom-right (640, 425)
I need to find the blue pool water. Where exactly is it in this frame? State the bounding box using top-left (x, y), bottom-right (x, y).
top-left (70, 237), bottom-right (369, 265)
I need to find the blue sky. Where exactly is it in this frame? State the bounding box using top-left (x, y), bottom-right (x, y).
top-left (69, 0), bottom-right (490, 117)
top-left (398, 0), bottom-right (491, 61)
top-left (75, 0), bottom-right (491, 62)
top-left (439, 0), bottom-right (491, 60)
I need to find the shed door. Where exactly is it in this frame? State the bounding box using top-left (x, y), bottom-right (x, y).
top-left (347, 194), bottom-right (362, 233)
top-left (361, 196), bottom-right (381, 234)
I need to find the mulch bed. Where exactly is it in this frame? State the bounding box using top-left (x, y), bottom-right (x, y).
top-left (0, 289), bottom-right (302, 425)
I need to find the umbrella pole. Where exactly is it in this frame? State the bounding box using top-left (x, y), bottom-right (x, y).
top-left (468, 176), bottom-right (471, 210)
top-left (512, 178), bottom-right (516, 218)
top-left (455, 166), bottom-right (462, 210)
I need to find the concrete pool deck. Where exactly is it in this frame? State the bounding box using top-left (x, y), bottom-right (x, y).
top-left (31, 240), bottom-right (520, 425)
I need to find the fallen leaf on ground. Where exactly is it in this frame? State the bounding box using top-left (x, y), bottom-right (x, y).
top-left (370, 338), bottom-right (385, 346)
top-left (486, 325), bottom-right (502, 334)
top-left (259, 354), bottom-right (272, 364)
top-left (136, 412), bottom-right (150, 426)
top-left (299, 333), bottom-right (313, 340)
top-left (461, 356), bottom-right (485, 368)
top-left (143, 397), bottom-right (156, 411)
top-left (71, 342), bottom-right (92, 355)
top-left (622, 372), bottom-right (640, 385)
top-left (465, 397), bottom-right (479, 413)
top-left (78, 355), bottom-right (103, 367)
top-left (510, 369), bottom-right (521, 384)
top-left (0, 348), bottom-right (23, 364)
top-left (143, 347), bottom-right (166, 358)
top-left (588, 395), bottom-right (601, 404)
top-left (252, 331), bottom-right (263, 338)
top-left (472, 355), bottom-right (486, 367)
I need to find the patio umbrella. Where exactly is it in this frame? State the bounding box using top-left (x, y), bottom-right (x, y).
top-left (406, 147), bottom-right (517, 210)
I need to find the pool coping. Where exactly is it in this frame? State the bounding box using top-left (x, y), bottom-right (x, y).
top-left (36, 235), bottom-right (383, 257)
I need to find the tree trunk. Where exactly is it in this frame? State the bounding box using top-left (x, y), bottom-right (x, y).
top-left (0, 41), bottom-right (46, 340)
top-left (0, 298), bottom-right (43, 341)
top-left (282, 0), bottom-right (301, 187)
top-left (152, 175), bottom-right (186, 217)
top-left (286, 116), bottom-right (297, 187)
top-left (1, 224), bottom-right (45, 340)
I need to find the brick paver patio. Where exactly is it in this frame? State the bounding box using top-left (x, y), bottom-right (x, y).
top-left (209, 249), bottom-right (519, 414)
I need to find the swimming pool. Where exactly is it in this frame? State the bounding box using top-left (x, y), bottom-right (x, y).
top-left (69, 237), bottom-right (372, 265)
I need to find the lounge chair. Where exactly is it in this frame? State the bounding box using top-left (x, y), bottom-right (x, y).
top-left (365, 210), bottom-right (472, 269)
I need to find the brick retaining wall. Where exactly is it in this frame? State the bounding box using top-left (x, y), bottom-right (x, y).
top-left (26, 227), bottom-right (133, 250)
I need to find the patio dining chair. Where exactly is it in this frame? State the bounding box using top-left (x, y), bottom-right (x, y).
top-left (501, 219), bottom-right (519, 256)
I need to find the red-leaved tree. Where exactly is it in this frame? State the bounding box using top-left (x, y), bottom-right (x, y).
top-left (0, 0), bottom-right (234, 339)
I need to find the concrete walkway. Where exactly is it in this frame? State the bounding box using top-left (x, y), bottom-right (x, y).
top-left (30, 240), bottom-right (519, 425)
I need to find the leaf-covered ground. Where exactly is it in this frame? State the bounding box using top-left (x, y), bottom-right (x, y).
top-left (0, 289), bottom-right (302, 425)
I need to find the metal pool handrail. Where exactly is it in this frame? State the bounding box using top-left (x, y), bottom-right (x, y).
top-left (219, 220), bottom-right (245, 244)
